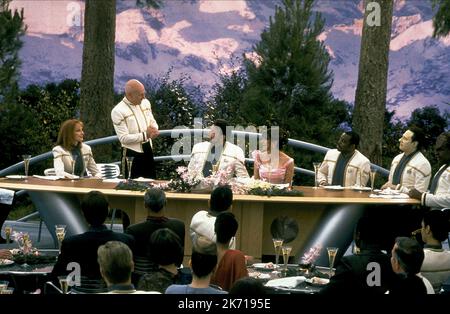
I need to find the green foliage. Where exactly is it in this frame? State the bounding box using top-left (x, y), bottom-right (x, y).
top-left (0, 80), bottom-right (80, 171)
top-left (0, 0), bottom-right (26, 102)
top-left (432, 0), bottom-right (450, 38)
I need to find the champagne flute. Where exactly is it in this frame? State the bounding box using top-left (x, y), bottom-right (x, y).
top-left (126, 156), bottom-right (134, 180)
top-left (272, 238), bottom-right (284, 272)
top-left (70, 155), bottom-right (78, 182)
top-left (22, 154), bottom-right (31, 181)
top-left (370, 168), bottom-right (377, 191)
top-left (58, 276), bottom-right (69, 294)
top-left (327, 247), bottom-right (338, 278)
top-left (4, 225), bottom-right (12, 244)
top-left (282, 246), bottom-right (292, 273)
top-left (313, 162), bottom-right (321, 189)
top-left (55, 225), bottom-right (66, 253)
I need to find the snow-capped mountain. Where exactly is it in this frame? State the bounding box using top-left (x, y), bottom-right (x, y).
top-left (11, 0), bottom-right (450, 120)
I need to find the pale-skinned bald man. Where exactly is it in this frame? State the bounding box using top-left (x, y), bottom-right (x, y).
top-left (111, 79), bottom-right (159, 179)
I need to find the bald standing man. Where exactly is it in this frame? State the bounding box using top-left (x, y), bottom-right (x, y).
top-left (111, 79), bottom-right (159, 179)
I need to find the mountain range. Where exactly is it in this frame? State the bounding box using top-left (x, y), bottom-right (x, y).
top-left (11, 0), bottom-right (450, 120)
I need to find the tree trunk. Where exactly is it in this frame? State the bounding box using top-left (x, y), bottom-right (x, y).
top-left (352, 0), bottom-right (393, 165)
top-left (80, 0), bottom-right (116, 161)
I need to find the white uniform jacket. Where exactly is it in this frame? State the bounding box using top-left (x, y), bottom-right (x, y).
top-left (52, 144), bottom-right (101, 178)
top-left (421, 248), bottom-right (450, 293)
top-left (190, 210), bottom-right (235, 249)
top-left (187, 141), bottom-right (249, 180)
top-left (421, 165), bottom-right (450, 210)
top-left (317, 149), bottom-right (371, 187)
top-left (388, 151), bottom-right (431, 193)
top-left (111, 97), bottom-right (158, 153)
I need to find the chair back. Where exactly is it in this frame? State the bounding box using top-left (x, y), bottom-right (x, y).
top-left (97, 163), bottom-right (120, 179)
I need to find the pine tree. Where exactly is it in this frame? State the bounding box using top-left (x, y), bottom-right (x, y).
top-left (0, 0), bottom-right (26, 102)
top-left (240, 0), bottom-right (348, 147)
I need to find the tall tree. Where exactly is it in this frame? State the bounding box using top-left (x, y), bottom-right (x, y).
top-left (432, 0), bottom-right (450, 37)
top-left (0, 0), bottom-right (26, 103)
top-left (79, 0), bottom-right (162, 161)
top-left (352, 0), bottom-right (393, 165)
top-left (240, 0), bottom-right (349, 147)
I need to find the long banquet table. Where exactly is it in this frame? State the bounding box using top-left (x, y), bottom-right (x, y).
top-left (0, 177), bottom-right (419, 264)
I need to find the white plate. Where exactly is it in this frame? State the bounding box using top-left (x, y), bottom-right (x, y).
top-left (133, 177), bottom-right (155, 183)
top-left (5, 175), bottom-right (26, 180)
top-left (252, 263), bottom-right (279, 270)
top-left (324, 185), bottom-right (344, 190)
top-left (352, 186), bottom-right (371, 191)
top-left (0, 259), bottom-right (14, 267)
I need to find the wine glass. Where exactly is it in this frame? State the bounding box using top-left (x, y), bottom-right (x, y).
top-left (58, 276), bottom-right (69, 294)
top-left (272, 238), bottom-right (284, 273)
top-left (370, 168), bottom-right (377, 191)
top-left (282, 245), bottom-right (292, 273)
top-left (55, 225), bottom-right (66, 253)
top-left (312, 162), bottom-right (321, 189)
top-left (22, 154), bottom-right (31, 181)
top-left (4, 225), bottom-right (12, 244)
top-left (327, 247), bottom-right (338, 278)
top-left (126, 156), bottom-right (134, 180)
top-left (70, 155), bottom-right (78, 182)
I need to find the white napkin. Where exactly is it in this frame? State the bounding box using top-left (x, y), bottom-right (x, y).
top-left (0, 188), bottom-right (14, 205)
top-left (265, 276), bottom-right (306, 288)
top-left (103, 178), bottom-right (125, 183)
top-left (33, 175), bottom-right (64, 181)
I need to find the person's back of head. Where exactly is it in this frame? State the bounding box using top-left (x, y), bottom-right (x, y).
top-left (214, 212), bottom-right (238, 245)
top-left (354, 215), bottom-right (381, 250)
top-left (190, 235), bottom-right (217, 278)
top-left (392, 237), bottom-right (424, 276)
top-left (209, 185), bottom-right (233, 213)
top-left (422, 210), bottom-right (450, 243)
top-left (149, 228), bottom-right (183, 266)
top-left (144, 188), bottom-right (166, 213)
top-left (229, 277), bottom-right (266, 295)
top-left (81, 191), bottom-right (109, 227)
top-left (98, 241), bottom-right (134, 286)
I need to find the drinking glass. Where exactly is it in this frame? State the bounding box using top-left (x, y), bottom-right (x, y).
top-left (0, 281), bottom-right (9, 292)
top-left (4, 225), bottom-right (12, 244)
top-left (327, 247), bottom-right (338, 278)
top-left (313, 162), bottom-right (321, 189)
top-left (22, 154), bottom-right (31, 181)
top-left (126, 156), bottom-right (134, 180)
top-left (70, 155), bottom-right (78, 182)
top-left (58, 276), bottom-right (69, 294)
top-left (370, 169), bottom-right (377, 191)
top-left (281, 246), bottom-right (292, 272)
top-left (272, 238), bottom-right (284, 272)
top-left (55, 225), bottom-right (66, 253)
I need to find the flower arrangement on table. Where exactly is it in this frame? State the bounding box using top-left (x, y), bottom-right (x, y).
top-left (298, 244), bottom-right (323, 275)
top-left (9, 232), bottom-right (56, 264)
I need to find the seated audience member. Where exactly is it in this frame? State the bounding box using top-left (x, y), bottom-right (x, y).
top-left (252, 127), bottom-right (294, 185)
top-left (187, 119), bottom-right (249, 181)
top-left (317, 131), bottom-right (371, 187)
top-left (52, 119), bottom-right (101, 179)
top-left (409, 132), bottom-right (450, 210)
top-left (321, 216), bottom-right (396, 295)
top-left (211, 212), bottom-right (248, 291)
top-left (229, 277), bottom-right (267, 295)
top-left (98, 241), bottom-right (159, 294)
top-left (382, 126), bottom-right (431, 193)
top-left (165, 236), bottom-right (227, 294)
top-left (389, 237), bottom-right (434, 294)
top-left (137, 228), bottom-right (188, 293)
top-left (190, 185), bottom-right (235, 248)
top-left (419, 210), bottom-right (450, 293)
top-left (51, 191), bottom-right (134, 280)
top-left (126, 188), bottom-right (185, 264)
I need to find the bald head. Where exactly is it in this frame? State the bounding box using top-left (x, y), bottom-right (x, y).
top-left (125, 79), bottom-right (145, 105)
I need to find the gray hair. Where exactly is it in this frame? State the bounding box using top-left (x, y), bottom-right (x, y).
top-left (144, 188), bottom-right (166, 213)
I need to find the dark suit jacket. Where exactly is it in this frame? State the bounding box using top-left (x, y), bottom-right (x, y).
top-left (320, 247), bottom-right (396, 295)
top-left (125, 216), bottom-right (185, 263)
top-left (51, 225), bottom-right (135, 280)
